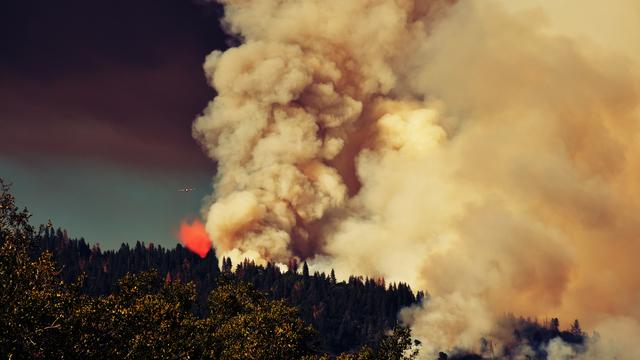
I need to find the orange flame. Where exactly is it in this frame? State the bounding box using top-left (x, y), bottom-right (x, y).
top-left (178, 219), bottom-right (212, 258)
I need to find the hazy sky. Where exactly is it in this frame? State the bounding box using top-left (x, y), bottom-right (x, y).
top-left (1, 0), bottom-right (228, 249)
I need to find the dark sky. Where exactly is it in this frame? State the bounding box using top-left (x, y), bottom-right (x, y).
top-left (1, 0), bottom-right (229, 248)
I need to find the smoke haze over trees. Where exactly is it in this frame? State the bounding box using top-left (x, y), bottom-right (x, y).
top-left (194, 0), bottom-right (640, 357)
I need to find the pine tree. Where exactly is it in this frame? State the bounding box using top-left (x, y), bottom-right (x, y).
top-left (302, 261), bottom-right (310, 279)
top-left (570, 319), bottom-right (583, 336)
top-left (550, 317), bottom-right (560, 333)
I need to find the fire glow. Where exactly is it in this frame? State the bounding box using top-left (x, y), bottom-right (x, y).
top-left (178, 218), bottom-right (212, 258)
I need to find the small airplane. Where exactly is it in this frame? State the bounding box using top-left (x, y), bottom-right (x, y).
top-left (178, 187), bottom-right (195, 192)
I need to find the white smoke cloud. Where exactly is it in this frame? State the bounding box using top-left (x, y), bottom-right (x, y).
top-left (194, 0), bottom-right (640, 357)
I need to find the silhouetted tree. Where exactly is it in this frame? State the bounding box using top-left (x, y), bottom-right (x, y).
top-left (570, 319), bottom-right (583, 337)
top-left (550, 317), bottom-right (560, 333)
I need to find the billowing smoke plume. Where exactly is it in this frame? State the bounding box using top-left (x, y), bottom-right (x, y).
top-left (194, 0), bottom-right (640, 357)
top-left (194, 0), bottom-right (451, 265)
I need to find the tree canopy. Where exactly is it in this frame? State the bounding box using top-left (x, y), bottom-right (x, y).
top-left (0, 179), bottom-right (421, 359)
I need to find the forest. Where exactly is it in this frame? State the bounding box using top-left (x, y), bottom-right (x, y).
top-left (0, 179), bottom-right (586, 359)
top-left (37, 227), bottom-right (421, 354)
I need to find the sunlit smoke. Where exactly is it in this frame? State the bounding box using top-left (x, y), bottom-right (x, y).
top-left (178, 218), bottom-right (212, 258)
top-left (194, 0), bottom-right (640, 357)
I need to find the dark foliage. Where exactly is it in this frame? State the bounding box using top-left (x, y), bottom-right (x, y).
top-left (504, 315), bottom-right (586, 359)
top-left (1, 179), bottom-right (421, 359)
top-left (441, 315), bottom-right (587, 360)
top-left (2, 179), bottom-right (590, 359)
top-left (37, 226), bottom-right (420, 354)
